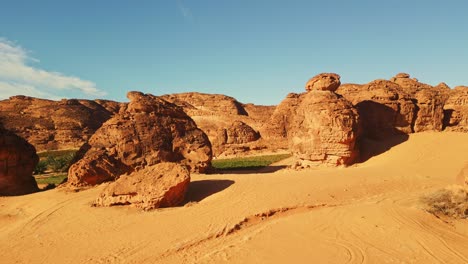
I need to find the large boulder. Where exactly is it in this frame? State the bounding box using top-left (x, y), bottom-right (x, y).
top-left (67, 92), bottom-right (212, 187)
top-left (217, 121), bottom-right (260, 145)
top-left (0, 126), bottom-right (39, 196)
top-left (288, 74), bottom-right (360, 166)
top-left (94, 163), bottom-right (190, 210)
top-left (265, 93), bottom-right (303, 141)
top-left (305, 73), bottom-right (341, 92)
top-left (444, 86), bottom-right (468, 132)
top-left (0, 96), bottom-right (119, 151)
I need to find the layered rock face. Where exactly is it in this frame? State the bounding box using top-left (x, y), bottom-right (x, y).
top-left (264, 93), bottom-right (303, 141)
top-left (391, 73), bottom-right (446, 132)
top-left (94, 163), bottom-right (190, 210)
top-left (288, 74), bottom-right (360, 166)
top-left (161, 92), bottom-right (248, 116)
top-left (337, 80), bottom-right (417, 139)
top-left (0, 96), bottom-right (120, 151)
top-left (336, 73), bottom-right (450, 139)
top-left (161, 92), bottom-right (275, 157)
top-left (0, 126), bottom-right (39, 196)
top-left (67, 92), bottom-right (212, 187)
top-left (444, 86), bottom-right (468, 132)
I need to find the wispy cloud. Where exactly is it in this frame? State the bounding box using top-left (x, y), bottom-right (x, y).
top-left (176, 0), bottom-right (193, 20)
top-left (0, 38), bottom-right (106, 100)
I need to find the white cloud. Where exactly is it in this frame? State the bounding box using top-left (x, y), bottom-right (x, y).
top-left (176, 0), bottom-right (193, 20)
top-left (0, 38), bottom-right (106, 100)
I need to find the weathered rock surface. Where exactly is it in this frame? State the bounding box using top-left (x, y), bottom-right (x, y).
top-left (337, 80), bottom-right (416, 139)
top-left (0, 96), bottom-right (120, 151)
top-left (444, 86), bottom-right (468, 132)
top-left (264, 93), bottom-right (304, 141)
top-left (94, 163), bottom-right (190, 210)
top-left (288, 73), bottom-right (360, 166)
top-left (161, 92), bottom-right (276, 157)
top-left (305, 73), bottom-right (341, 92)
top-left (161, 92), bottom-right (248, 116)
top-left (391, 73), bottom-right (446, 132)
top-left (0, 126), bottom-right (39, 196)
top-left (67, 92), bottom-right (212, 187)
top-left (216, 121), bottom-right (260, 145)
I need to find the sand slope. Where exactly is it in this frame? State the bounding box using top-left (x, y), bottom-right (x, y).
top-left (1, 132), bottom-right (467, 263)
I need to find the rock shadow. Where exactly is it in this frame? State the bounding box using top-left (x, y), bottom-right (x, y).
top-left (184, 179), bottom-right (235, 203)
top-left (356, 100), bottom-right (413, 138)
top-left (354, 100), bottom-right (412, 163)
top-left (358, 134), bottom-right (409, 163)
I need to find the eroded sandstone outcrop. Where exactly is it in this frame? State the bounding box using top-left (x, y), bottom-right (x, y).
top-left (337, 80), bottom-right (417, 139)
top-left (305, 73), bottom-right (341, 92)
top-left (0, 126), bottom-right (39, 196)
top-left (443, 86), bottom-right (468, 132)
top-left (288, 73), bottom-right (360, 166)
top-left (67, 92), bottom-right (212, 187)
top-left (0, 96), bottom-right (120, 151)
top-left (216, 121), bottom-right (260, 145)
top-left (391, 73), bottom-right (446, 132)
top-left (161, 92), bottom-right (276, 157)
top-left (94, 163), bottom-right (190, 210)
top-left (264, 93), bottom-right (303, 142)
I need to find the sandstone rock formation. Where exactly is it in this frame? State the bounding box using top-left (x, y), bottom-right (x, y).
top-left (337, 80), bottom-right (417, 139)
top-left (0, 96), bottom-right (120, 151)
top-left (305, 73), bottom-right (341, 92)
top-left (0, 126), bottom-right (39, 196)
top-left (391, 73), bottom-right (446, 132)
top-left (67, 92), bottom-right (212, 187)
top-left (161, 92), bottom-right (276, 157)
top-left (161, 92), bottom-right (248, 116)
top-left (94, 163), bottom-right (190, 210)
top-left (288, 73), bottom-right (360, 166)
top-left (443, 86), bottom-right (468, 132)
top-left (264, 93), bottom-right (303, 141)
top-left (216, 121), bottom-right (260, 145)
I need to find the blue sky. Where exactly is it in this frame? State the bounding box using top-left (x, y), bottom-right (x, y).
top-left (1, 0), bottom-right (467, 105)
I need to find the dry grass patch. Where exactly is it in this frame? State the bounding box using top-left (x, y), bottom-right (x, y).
top-left (422, 185), bottom-right (468, 219)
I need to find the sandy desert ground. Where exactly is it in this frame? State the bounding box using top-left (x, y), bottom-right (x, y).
top-left (1, 132), bottom-right (467, 264)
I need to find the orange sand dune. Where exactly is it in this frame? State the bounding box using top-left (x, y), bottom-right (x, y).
top-left (1, 132), bottom-right (467, 263)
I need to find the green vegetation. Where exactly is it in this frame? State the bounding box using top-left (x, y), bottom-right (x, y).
top-left (33, 150), bottom-right (78, 187)
top-left (34, 149), bottom-right (78, 175)
top-left (35, 173), bottom-right (68, 185)
top-left (212, 154), bottom-right (291, 171)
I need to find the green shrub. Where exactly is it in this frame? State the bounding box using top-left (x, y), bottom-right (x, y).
top-left (34, 150), bottom-right (78, 175)
top-left (34, 160), bottom-right (48, 175)
top-left (212, 154), bottom-right (291, 170)
top-left (35, 173), bottom-right (68, 185)
top-left (46, 154), bottom-right (75, 173)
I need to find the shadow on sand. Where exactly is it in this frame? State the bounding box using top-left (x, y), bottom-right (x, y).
top-left (358, 134), bottom-right (409, 163)
top-left (184, 179), bottom-right (235, 204)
